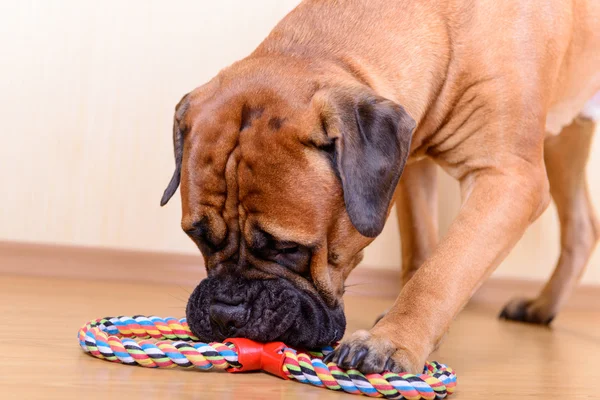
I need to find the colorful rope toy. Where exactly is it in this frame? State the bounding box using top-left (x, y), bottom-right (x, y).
top-left (78, 315), bottom-right (457, 398)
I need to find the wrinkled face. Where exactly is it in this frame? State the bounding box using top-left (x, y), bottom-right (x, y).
top-left (161, 59), bottom-right (415, 348)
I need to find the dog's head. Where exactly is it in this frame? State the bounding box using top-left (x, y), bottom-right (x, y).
top-left (161, 58), bottom-right (415, 348)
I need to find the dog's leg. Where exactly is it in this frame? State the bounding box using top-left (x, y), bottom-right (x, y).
top-left (500, 116), bottom-right (599, 324)
top-left (328, 129), bottom-right (551, 373)
top-left (396, 158), bottom-right (439, 287)
top-left (374, 159), bottom-right (439, 326)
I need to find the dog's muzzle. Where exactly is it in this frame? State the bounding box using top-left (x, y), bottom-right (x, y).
top-left (186, 275), bottom-right (346, 349)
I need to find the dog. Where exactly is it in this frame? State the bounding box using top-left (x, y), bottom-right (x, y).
top-left (161, 0), bottom-right (600, 374)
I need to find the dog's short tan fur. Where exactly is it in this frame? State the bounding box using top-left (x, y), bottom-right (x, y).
top-left (162, 0), bottom-right (600, 373)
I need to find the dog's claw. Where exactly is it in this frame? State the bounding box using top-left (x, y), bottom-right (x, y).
top-left (384, 358), bottom-right (396, 372)
top-left (336, 345), bottom-right (350, 366)
top-left (348, 347), bottom-right (368, 369)
top-left (330, 329), bottom-right (422, 374)
top-left (322, 350), bottom-right (335, 363)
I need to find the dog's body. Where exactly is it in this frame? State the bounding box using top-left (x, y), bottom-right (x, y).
top-left (162, 0), bottom-right (600, 374)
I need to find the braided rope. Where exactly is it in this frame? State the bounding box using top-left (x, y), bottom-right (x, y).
top-left (78, 316), bottom-right (457, 398)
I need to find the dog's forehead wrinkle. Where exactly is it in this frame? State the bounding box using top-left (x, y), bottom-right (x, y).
top-left (215, 126), bottom-right (242, 260)
top-left (268, 116), bottom-right (285, 131)
top-left (240, 104), bottom-right (265, 131)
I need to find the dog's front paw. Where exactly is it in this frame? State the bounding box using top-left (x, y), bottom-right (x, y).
top-left (323, 329), bottom-right (422, 374)
top-left (499, 297), bottom-right (555, 325)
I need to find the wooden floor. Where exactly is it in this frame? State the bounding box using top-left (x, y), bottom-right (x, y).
top-left (1, 275), bottom-right (598, 400)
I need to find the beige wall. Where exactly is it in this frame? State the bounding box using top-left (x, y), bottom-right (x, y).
top-left (1, 0), bottom-right (599, 284)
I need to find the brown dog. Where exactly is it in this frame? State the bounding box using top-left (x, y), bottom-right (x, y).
top-left (161, 0), bottom-right (600, 374)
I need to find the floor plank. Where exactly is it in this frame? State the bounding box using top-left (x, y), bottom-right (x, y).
top-left (0, 275), bottom-right (597, 399)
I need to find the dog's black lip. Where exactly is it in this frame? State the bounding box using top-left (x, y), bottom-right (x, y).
top-left (186, 275), bottom-right (346, 348)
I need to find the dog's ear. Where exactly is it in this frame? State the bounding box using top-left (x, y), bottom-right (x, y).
top-left (161, 94), bottom-right (190, 206)
top-left (314, 89), bottom-right (416, 237)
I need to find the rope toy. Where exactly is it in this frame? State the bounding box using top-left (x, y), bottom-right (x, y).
top-left (78, 315), bottom-right (457, 398)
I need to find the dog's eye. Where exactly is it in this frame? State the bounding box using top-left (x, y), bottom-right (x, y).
top-left (275, 243), bottom-right (299, 254)
top-left (249, 229), bottom-right (311, 275)
top-left (271, 242), bottom-right (311, 275)
top-left (254, 241), bottom-right (300, 258)
top-left (184, 219), bottom-right (225, 254)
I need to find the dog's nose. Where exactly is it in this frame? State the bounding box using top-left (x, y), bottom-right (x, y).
top-left (209, 302), bottom-right (248, 337)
